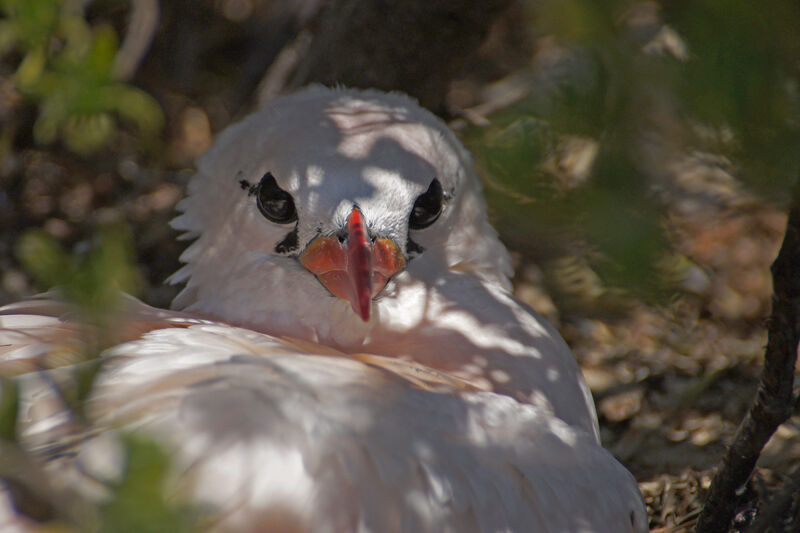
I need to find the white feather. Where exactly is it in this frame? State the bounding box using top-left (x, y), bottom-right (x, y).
top-left (0, 87), bottom-right (647, 532)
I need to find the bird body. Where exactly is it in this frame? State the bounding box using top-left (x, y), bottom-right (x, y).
top-left (0, 87), bottom-right (647, 532)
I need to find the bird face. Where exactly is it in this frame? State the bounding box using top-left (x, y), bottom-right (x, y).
top-left (297, 206), bottom-right (406, 321)
top-left (229, 95), bottom-right (458, 322)
top-left (170, 87), bottom-right (511, 337)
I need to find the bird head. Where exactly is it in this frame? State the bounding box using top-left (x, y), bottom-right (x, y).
top-left (169, 87), bottom-right (511, 343)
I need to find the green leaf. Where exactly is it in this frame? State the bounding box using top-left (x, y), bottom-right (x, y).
top-left (475, 116), bottom-right (558, 201)
top-left (537, 0), bottom-right (621, 43)
top-left (0, 378), bottom-right (20, 441)
top-left (668, 0), bottom-right (800, 197)
top-left (62, 224), bottom-right (140, 317)
top-left (32, 80), bottom-right (73, 143)
top-left (67, 359), bottom-right (105, 420)
top-left (0, 20), bottom-right (18, 55)
top-left (14, 45), bottom-right (47, 89)
top-left (99, 435), bottom-right (197, 533)
top-left (15, 229), bottom-right (75, 289)
top-left (9, 0), bottom-right (60, 51)
top-left (104, 85), bottom-right (165, 135)
top-left (56, 14), bottom-right (95, 68)
top-left (85, 25), bottom-right (119, 78)
top-left (16, 224), bottom-right (141, 318)
top-left (62, 112), bottom-right (115, 155)
top-left (6, 0), bottom-right (163, 155)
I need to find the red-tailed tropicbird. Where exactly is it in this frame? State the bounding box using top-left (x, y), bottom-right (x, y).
top-left (0, 87), bottom-right (647, 532)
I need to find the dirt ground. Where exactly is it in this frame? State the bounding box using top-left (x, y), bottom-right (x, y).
top-left (547, 203), bottom-right (798, 531)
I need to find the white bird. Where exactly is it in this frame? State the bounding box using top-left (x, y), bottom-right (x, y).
top-left (0, 87), bottom-right (647, 532)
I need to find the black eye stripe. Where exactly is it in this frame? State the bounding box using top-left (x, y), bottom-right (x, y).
top-left (256, 172), bottom-right (297, 224)
top-left (409, 178), bottom-right (443, 230)
top-left (275, 227), bottom-right (299, 254)
top-left (407, 237), bottom-right (424, 256)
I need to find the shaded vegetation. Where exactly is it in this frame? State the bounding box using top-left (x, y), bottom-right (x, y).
top-left (0, 0), bottom-right (163, 154)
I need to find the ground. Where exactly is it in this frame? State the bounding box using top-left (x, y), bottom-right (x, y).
top-left (553, 204), bottom-right (798, 531)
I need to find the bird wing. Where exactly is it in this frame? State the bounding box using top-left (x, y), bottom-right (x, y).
top-left (0, 297), bottom-right (647, 533)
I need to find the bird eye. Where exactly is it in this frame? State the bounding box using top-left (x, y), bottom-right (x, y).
top-left (409, 179), bottom-right (443, 230)
top-left (256, 172), bottom-right (297, 224)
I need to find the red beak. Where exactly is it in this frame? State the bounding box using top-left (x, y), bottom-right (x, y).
top-left (299, 207), bottom-right (405, 321)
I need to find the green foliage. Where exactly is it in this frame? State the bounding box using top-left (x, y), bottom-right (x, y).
top-left (472, 117), bottom-right (557, 201)
top-left (0, 378), bottom-right (20, 441)
top-left (470, 0), bottom-right (800, 305)
top-left (668, 0), bottom-right (800, 195)
top-left (0, 0), bottom-right (163, 155)
top-left (99, 435), bottom-right (198, 533)
top-left (0, 0), bottom-right (60, 55)
top-left (14, 224), bottom-right (140, 419)
top-left (471, 118), bottom-right (669, 303)
top-left (6, 228), bottom-right (200, 531)
top-left (15, 224), bottom-right (141, 322)
top-left (576, 146), bottom-right (667, 297)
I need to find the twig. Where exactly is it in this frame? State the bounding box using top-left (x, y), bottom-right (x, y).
top-left (113, 0), bottom-right (160, 81)
top-left (255, 31), bottom-right (312, 107)
top-left (695, 184), bottom-right (800, 532)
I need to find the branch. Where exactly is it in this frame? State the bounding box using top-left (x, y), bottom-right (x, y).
top-left (287, 0), bottom-right (512, 112)
top-left (113, 0), bottom-right (160, 81)
top-left (696, 184), bottom-right (800, 532)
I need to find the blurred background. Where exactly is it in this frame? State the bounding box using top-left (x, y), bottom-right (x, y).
top-left (1, 0), bottom-right (799, 530)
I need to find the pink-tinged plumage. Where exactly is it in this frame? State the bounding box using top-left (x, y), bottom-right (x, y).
top-left (0, 87), bottom-right (647, 532)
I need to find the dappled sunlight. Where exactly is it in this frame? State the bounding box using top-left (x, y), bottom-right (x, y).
top-left (1, 0), bottom-right (798, 529)
top-left (0, 267), bottom-right (644, 531)
top-left (359, 268), bottom-right (598, 436)
top-left (1, 87), bottom-right (645, 531)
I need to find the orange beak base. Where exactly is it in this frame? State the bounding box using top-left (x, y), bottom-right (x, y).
top-left (299, 208), bottom-right (405, 321)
